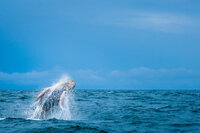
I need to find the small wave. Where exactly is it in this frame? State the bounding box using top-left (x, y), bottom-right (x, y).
top-left (170, 123), bottom-right (200, 127)
top-left (23, 126), bottom-right (108, 133)
top-left (19, 95), bottom-right (30, 100)
top-left (192, 108), bottom-right (200, 113)
top-left (0, 118), bottom-right (5, 120)
top-left (27, 118), bottom-right (41, 121)
top-left (2, 117), bottom-right (27, 120)
top-left (0, 99), bottom-right (6, 102)
top-left (0, 117), bottom-right (28, 122)
top-left (69, 125), bottom-right (108, 133)
top-left (0, 117), bottom-right (63, 121)
top-left (0, 117), bottom-right (76, 121)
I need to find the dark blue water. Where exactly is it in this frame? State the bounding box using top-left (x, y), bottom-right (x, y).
top-left (0, 90), bottom-right (200, 133)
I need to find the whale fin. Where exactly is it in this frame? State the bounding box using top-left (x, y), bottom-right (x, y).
top-left (59, 91), bottom-right (66, 110)
top-left (36, 87), bottom-right (50, 101)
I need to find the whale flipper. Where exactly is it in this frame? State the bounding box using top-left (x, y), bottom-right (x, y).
top-left (59, 91), bottom-right (66, 110)
top-left (36, 87), bottom-right (50, 101)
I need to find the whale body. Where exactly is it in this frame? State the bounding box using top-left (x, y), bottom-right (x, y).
top-left (33, 80), bottom-right (76, 119)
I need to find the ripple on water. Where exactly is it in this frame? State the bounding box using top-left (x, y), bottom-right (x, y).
top-left (0, 90), bottom-right (200, 132)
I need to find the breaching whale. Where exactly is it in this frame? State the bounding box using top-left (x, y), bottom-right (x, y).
top-left (34, 80), bottom-right (76, 119)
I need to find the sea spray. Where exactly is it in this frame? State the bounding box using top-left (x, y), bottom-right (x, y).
top-left (29, 76), bottom-right (78, 120)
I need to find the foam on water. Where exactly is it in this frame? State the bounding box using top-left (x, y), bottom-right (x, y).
top-left (0, 118), bottom-right (5, 120)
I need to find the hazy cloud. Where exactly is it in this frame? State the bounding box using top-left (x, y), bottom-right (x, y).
top-left (0, 67), bottom-right (200, 89)
top-left (108, 67), bottom-right (200, 88)
top-left (110, 67), bottom-right (200, 78)
top-left (0, 68), bottom-right (104, 89)
top-left (0, 69), bottom-right (71, 87)
top-left (98, 11), bottom-right (197, 33)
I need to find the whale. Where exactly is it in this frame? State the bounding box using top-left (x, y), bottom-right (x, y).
top-left (34, 80), bottom-right (76, 119)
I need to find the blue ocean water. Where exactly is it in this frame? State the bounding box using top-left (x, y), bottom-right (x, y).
top-left (0, 90), bottom-right (200, 133)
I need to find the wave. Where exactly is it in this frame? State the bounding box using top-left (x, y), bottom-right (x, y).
top-left (0, 118), bottom-right (5, 120)
top-left (0, 117), bottom-right (77, 121)
top-left (0, 117), bottom-right (108, 133)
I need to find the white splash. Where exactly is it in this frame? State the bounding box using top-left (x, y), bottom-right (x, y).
top-left (29, 75), bottom-right (78, 120)
top-left (51, 75), bottom-right (71, 89)
top-left (0, 118), bottom-right (5, 120)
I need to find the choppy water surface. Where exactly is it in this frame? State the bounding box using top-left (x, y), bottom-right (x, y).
top-left (0, 90), bottom-right (200, 133)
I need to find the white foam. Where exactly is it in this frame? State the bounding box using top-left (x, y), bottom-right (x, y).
top-left (0, 118), bottom-right (5, 120)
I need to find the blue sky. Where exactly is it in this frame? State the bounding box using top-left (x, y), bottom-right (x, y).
top-left (0, 0), bottom-right (200, 89)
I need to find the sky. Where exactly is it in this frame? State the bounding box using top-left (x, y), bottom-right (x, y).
top-left (0, 0), bottom-right (200, 89)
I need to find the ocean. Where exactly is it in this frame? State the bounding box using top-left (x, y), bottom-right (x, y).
top-left (0, 89), bottom-right (200, 133)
